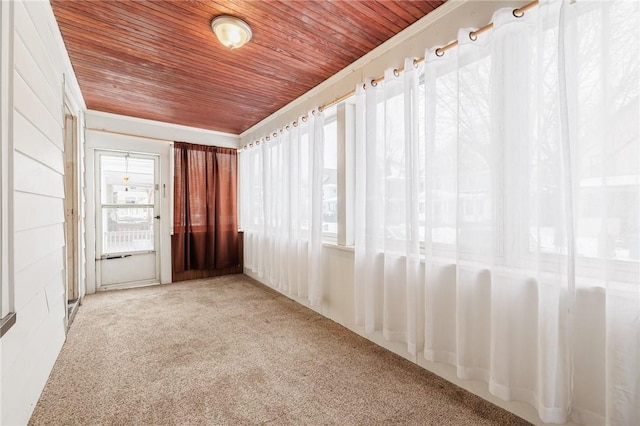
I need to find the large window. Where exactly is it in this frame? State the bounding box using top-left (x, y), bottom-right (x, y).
top-left (415, 10), bottom-right (640, 270)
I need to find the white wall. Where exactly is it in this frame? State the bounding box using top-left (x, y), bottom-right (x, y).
top-left (84, 111), bottom-right (240, 293)
top-left (0, 0), bottom-right (86, 424)
top-left (86, 110), bottom-right (239, 149)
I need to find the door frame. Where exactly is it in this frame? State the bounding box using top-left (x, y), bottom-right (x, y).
top-left (64, 110), bottom-right (77, 300)
top-left (85, 130), bottom-right (173, 294)
top-left (94, 149), bottom-right (161, 290)
top-left (63, 102), bottom-right (81, 329)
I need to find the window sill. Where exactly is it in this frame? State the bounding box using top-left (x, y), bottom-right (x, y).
top-left (322, 241), bottom-right (355, 252)
top-left (0, 312), bottom-right (16, 338)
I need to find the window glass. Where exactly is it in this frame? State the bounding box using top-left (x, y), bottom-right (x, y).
top-left (426, 68), bottom-right (458, 247)
top-left (528, 6), bottom-right (639, 261)
top-left (102, 207), bottom-right (154, 254)
top-left (100, 155), bottom-right (154, 205)
top-left (323, 106), bottom-right (338, 237)
top-left (572, 5), bottom-right (639, 261)
top-left (300, 130), bottom-right (310, 233)
top-left (99, 154), bottom-right (155, 255)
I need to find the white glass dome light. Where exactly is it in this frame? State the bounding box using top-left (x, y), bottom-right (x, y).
top-left (211, 16), bottom-right (252, 49)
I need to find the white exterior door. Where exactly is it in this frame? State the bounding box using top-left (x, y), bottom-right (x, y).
top-left (95, 151), bottom-right (160, 289)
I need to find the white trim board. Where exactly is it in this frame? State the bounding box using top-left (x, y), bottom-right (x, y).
top-left (86, 110), bottom-right (240, 149)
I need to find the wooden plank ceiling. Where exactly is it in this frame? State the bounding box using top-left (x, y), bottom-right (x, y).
top-left (51, 0), bottom-right (445, 135)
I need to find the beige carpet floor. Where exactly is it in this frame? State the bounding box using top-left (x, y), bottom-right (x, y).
top-left (30, 274), bottom-right (531, 425)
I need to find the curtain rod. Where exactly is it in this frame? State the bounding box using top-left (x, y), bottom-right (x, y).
top-left (241, 0), bottom-right (538, 151)
top-left (318, 0), bottom-right (539, 112)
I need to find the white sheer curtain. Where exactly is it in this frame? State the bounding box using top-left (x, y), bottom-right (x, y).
top-left (354, 0), bottom-right (639, 423)
top-left (354, 58), bottom-right (422, 355)
top-left (423, 4), bottom-right (574, 422)
top-left (562, 1), bottom-right (640, 423)
top-left (241, 112), bottom-right (325, 306)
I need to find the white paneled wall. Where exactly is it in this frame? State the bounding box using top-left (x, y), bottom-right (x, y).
top-left (0, 0), bottom-right (85, 424)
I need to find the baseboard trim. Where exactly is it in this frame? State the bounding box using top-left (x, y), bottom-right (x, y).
top-left (66, 299), bottom-right (80, 332)
top-left (0, 312), bottom-right (17, 338)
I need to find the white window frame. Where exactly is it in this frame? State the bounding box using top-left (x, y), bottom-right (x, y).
top-left (336, 101), bottom-right (355, 246)
top-left (321, 98), bottom-right (356, 247)
top-left (169, 143), bottom-right (174, 235)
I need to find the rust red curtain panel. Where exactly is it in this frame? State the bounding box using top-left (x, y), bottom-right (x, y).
top-left (172, 142), bottom-right (238, 273)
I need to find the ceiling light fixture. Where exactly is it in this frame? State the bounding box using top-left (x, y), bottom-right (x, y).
top-left (211, 15), bottom-right (252, 49)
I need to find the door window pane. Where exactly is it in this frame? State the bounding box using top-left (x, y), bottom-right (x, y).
top-left (102, 207), bottom-right (154, 254)
top-left (101, 155), bottom-right (155, 204)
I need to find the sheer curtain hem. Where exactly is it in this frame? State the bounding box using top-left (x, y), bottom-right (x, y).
top-left (536, 406), bottom-right (569, 424)
top-left (487, 382), bottom-right (539, 404)
top-left (383, 330), bottom-right (407, 343)
top-left (457, 366), bottom-right (490, 383)
top-left (424, 350), bottom-right (457, 366)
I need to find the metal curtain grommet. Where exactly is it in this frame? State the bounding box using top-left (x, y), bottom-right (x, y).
top-left (435, 48), bottom-right (444, 57)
